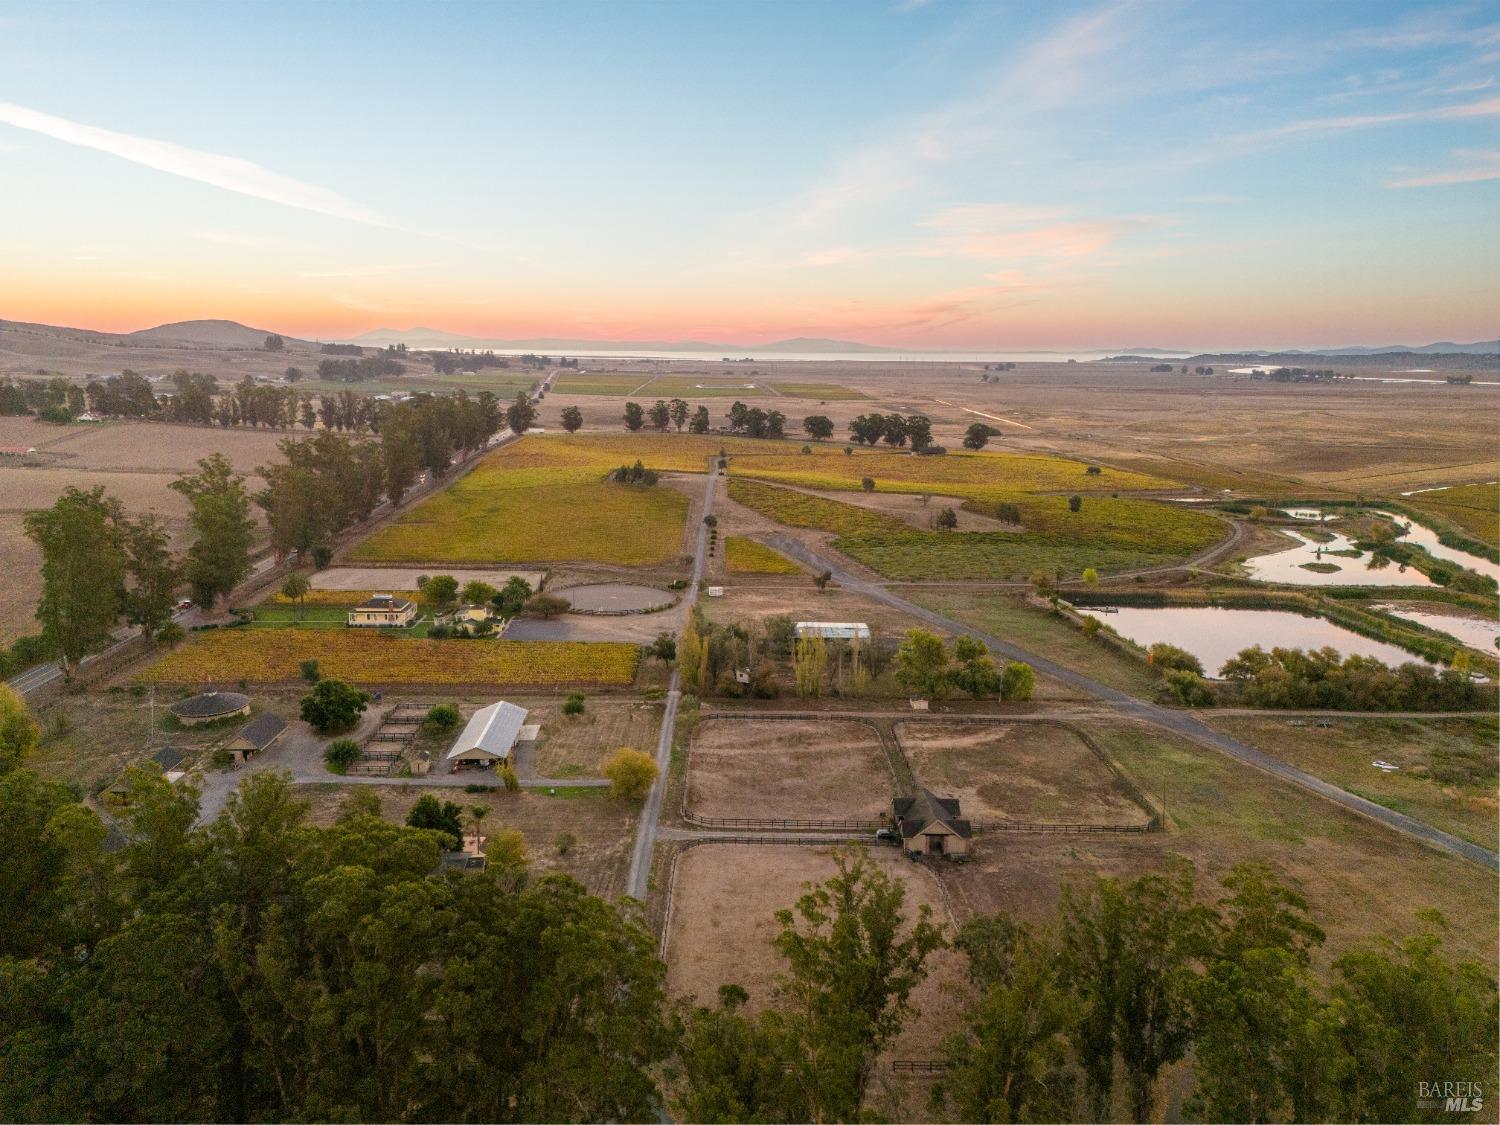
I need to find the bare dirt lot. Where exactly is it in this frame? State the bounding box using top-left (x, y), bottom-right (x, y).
top-left (665, 844), bottom-right (966, 1061)
top-left (308, 566), bottom-right (546, 591)
top-left (896, 720), bottom-right (1150, 825)
top-left (699, 584), bottom-right (944, 643)
top-left (686, 718), bottom-right (894, 821)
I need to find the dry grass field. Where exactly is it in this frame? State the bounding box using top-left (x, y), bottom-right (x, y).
top-left (934, 720), bottom-right (1498, 970)
top-left (665, 845), bottom-right (966, 1061)
top-left (0, 418), bottom-right (282, 643)
top-left (302, 784), bottom-right (637, 896)
top-left (686, 718), bottom-right (893, 821)
top-left (526, 697), bottom-right (662, 778)
top-left (896, 721), bottom-right (1150, 826)
top-left (138, 628), bottom-right (640, 686)
top-left (1206, 715), bottom-right (1498, 848)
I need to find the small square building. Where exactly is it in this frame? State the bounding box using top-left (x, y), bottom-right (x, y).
top-left (891, 789), bottom-right (973, 858)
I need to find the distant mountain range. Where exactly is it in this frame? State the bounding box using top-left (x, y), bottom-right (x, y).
top-left (343, 328), bottom-right (893, 353)
top-left (4, 317), bottom-right (1495, 361)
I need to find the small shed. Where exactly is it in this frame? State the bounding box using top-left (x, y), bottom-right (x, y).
top-left (228, 713), bottom-right (288, 759)
top-left (892, 789), bottom-right (972, 858)
top-left (795, 621), bottom-right (871, 641)
top-left (447, 701), bottom-right (529, 769)
top-left (169, 691), bottom-right (250, 726)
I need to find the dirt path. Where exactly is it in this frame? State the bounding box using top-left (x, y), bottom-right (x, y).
top-left (626, 461), bottom-right (718, 899)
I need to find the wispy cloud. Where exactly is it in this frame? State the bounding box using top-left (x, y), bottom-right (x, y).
top-left (782, 0), bottom-right (1138, 228)
top-left (798, 201), bottom-right (1160, 269)
top-left (297, 263), bottom-right (437, 279)
top-left (1389, 148), bottom-right (1500, 188)
top-left (0, 99), bottom-right (392, 228)
top-left (192, 231), bottom-right (283, 247)
top-left (1227, 94), bottom-right (1500, 147)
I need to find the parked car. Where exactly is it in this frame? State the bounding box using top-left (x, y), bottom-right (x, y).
top-left (874, 827), bottom-right (899, 844)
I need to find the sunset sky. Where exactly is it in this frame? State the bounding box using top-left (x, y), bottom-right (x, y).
top-left (1, 0), bottom-right (1497, 349)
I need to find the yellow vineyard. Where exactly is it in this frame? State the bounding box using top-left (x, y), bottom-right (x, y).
top-left (140, 628), bottom-right (639, 686)
top-left (724, 535), bottom-right (801, 574)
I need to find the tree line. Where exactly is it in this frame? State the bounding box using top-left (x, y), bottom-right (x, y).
top-left (849, 412), bottom-right (937, 451)
top-left (18, 395), bottom-right (504, 676)
top-left (1, 703), bottom-right (1487, 1125)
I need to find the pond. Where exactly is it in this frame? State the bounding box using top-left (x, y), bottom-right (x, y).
top-left (1079, 606), bottom-right (1421, 677)
top-left (1376, 511), bottom-right (1500, 582)
top-left (1374, 606), bottom-right (1500, 655)
top-left (1241, 527), bottom-right (1437, 587)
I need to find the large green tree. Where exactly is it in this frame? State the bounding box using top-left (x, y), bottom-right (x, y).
top-left (0, 768), bottom-right (672, 1123)
top-left (120, 513), bottom-right (182, 639)
top-left (171, 453), bottom-right (256, 608)
top-left (23, 485), bottom-right (127, 675)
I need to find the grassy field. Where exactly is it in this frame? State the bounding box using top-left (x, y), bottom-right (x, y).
top-left (727, 478), bottom-right (906, 536)
top-left (632, 374), bottom-right (767, 397)
top-left (1408, 482), bottom-right (1500, 544)
top-left (836, 527), bottom-right (1187, 581)
top-left (265, 588), bottom-right (401, 607)
top-left (769, 381), bottom-right (869, 400)
top-left (723, 535), bottom-right (801, 574)
top-left (910, 591), bottom-right (1162, 697)
top-left (1072, 722), bottom-right (1497, 966)
top-left (552, 373), bottom-right (652, 396)
top-left (139, 628), bottom-right (639, 686)
top-left (1207, 715), bottom-right (1497, 847)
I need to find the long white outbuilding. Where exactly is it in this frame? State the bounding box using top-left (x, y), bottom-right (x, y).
top-left (447, 701), bottom-right (530, 766)
top-left (794, 621), bottom-right (871, 641)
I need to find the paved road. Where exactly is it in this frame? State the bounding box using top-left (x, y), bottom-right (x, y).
top-left (762, 533), bottom-right (1499, 870)
top-left (626, 461), bottom-right (719, 899)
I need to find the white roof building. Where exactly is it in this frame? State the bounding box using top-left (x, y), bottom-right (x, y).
top-left (795, 621), bottom-right (870, 641)
top-left (447, 701), bottom-right (529, 765)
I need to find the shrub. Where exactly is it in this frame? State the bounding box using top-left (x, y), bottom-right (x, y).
top-left (1001, 661), bottom-right (1036, 702)
top-left (1149, 642), bottom-right (1204, 676)
top-left (603, 747), bottom-right (659, 800)
top-left (524, 593), bottom-right (570, 619)
top-left (1163, 669), bottom-right (1217, 707)
top-left (1068, 495), bottom-right (1083, 513)
top-left (861, 477), bottom-right (876, 492)
top-left (555, 831), bottom-right (576, 855)
top-left (323, 738), bottom-right (361, 772)
top-left (497, 765), bottom-right (520, 791)
top-left (425, 703), bottom-right (461, 731)
top-left (299, 659), bottom-right (321, 684)
top-left (563, 692), bottom-right (586, 715)
top-left (487, 827), bottom-right (527, 868)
